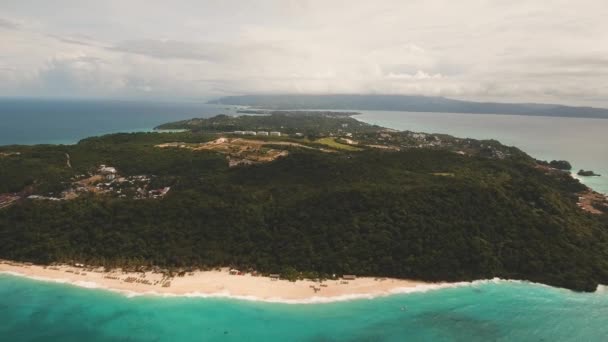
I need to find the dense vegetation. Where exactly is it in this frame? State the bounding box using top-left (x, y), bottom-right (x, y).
top-left (1, 115), bottom-right (607, 292)
top-left (546, 160), bottom-right (572, 171)
top-left (155, 112), bottom-right (381, 136)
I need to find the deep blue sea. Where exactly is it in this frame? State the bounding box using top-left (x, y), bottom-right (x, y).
top-left (0, 98), bottom-right (239, 145)
top-left (1, 99), bottom-right (608, 341)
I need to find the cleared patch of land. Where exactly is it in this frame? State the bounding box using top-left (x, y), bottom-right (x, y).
top-left (432, 172), bottom-right (456, 177)
top-left (315, 137), bottom-right (362, 151)
top-left (156, 137), bottom-right (327, 167)
top-left (76, 175), bottom-right (104, 187)
top-left (365, 144), bottom-right (401, 151)
top-left (0, 152), bottom-right (20, 158)
top-left (577, 191), bottom-right (608, 214)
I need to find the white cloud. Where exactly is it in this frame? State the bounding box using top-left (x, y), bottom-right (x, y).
top-left (0, 0), bottom-right (607, 106)
top-left (386, 71), bottom-right (443, 80)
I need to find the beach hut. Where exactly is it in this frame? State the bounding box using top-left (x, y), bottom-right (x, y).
top-left (343, 275), bottom-right (357, 280)
top-left (269, 274), bottom-right (280, 280)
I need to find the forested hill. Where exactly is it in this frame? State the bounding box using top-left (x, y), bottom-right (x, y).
top-left (1, 113), bottom-right (608, 292)
top-left (155, 111), bottom-right (379, 135)
top-left (208, 94), bottom-right (608, 119)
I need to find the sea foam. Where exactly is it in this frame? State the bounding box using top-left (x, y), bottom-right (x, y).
top-left (0, 271), bottom-right (579, 304)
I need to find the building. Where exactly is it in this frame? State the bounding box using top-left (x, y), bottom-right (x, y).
top-left (411, 133), bottom-right (427, 140)
top-left (149, 187), bottom-right (171, 198)
top-left (257, 131), bottom-right (269, 136)
top-left (244, 131), bottom-right (257, 136)
top-left (270, 131), bottom-right (281, 137)
top-left (233, 131), bottom-right (245, 135)
top-left (342, 275), bottom-right (357, 280)
top-left (99, 165), bottom-right (117, 174)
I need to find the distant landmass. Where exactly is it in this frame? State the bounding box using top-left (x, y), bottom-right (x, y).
top-left (208, 94), bottom-right (608, 119)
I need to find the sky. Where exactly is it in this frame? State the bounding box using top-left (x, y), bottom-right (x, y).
top-left (0, 0), bottom-right (607, 106)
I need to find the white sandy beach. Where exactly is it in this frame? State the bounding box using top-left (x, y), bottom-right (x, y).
top-left (0, 260), bottom-right (446, 303)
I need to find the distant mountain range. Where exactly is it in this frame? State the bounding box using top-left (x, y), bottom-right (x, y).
top-left (208, 94), bottom-right (608, 119)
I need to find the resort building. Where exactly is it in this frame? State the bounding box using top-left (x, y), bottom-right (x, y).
top-left (270, 132), bottom-right (281, 137)
top-left (99, 165), bottom-right (117, 174)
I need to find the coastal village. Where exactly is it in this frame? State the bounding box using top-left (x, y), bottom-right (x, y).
top-left (65, 164), bottom-right (171, 200)
top-left (30, 164), bottom-right (171, 201)
top-left (0, 164), bottom-right (171, 208)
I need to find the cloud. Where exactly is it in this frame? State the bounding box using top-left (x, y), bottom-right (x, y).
top-left (32, 55), bottom-right (125, 95)
top-left (0, 17), bottom-right (20, 30)
top-left (386, 71), bottom-right (443, 80)
top-left (0, 0), bottom-right (607, 106)
top-left (47, 34), bottom-right (98, 47)
top-left (109, 40), bottom-right (223, 61)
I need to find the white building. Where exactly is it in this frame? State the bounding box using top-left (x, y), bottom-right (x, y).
top-left (99, 166), bottom-right (117, 174)
top-left (270, 131), bottom-right (281, 137)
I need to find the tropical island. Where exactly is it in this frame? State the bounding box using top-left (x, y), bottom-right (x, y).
top-left (1, 111), bottom-right (608, 295)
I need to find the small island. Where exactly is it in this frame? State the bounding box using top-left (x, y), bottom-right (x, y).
top-left (1, 112), bottom-right (608, 294)
top-left (578, 169), bottom-right (601, 177)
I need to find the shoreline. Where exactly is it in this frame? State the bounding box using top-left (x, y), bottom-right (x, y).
top-left (0, 260), bottom-right (453, 304)
top-left (2, 261), bottom-right (604, 303)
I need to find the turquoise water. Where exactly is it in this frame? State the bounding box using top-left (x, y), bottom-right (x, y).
top-left (1, 274), bottom-right (607, 341)
top-left (356, 111), bottom-right (608, 194)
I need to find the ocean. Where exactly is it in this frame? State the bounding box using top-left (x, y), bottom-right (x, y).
top-left (1, 274), bottom-right (607, 341)
top-left (0, 98), bottom-right (239, 146)
top-left (1, 99), bottom-right (608, 341)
